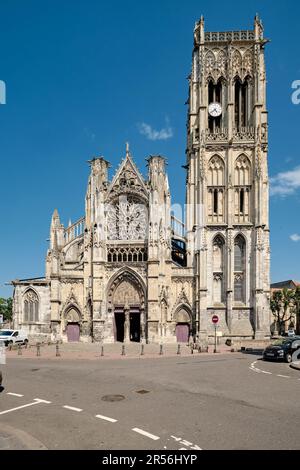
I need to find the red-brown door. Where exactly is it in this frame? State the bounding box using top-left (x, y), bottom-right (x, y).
top-left (67, 323), bottom-right (80, 342)
top-left (176, 323), bottom-right (189, 343)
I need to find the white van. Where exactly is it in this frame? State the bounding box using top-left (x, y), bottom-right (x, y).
top-left (0, 329), bottom-right (29, 347)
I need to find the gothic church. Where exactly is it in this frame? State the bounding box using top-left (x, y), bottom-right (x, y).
top-left (12, 16), bottom-right (271, 345)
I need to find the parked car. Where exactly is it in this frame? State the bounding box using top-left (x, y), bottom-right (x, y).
top-left (0, 329), bottom-right (28, 347)
top-left (263, 336), bottom-right (300, 363)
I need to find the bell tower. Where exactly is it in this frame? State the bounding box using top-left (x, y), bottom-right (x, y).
top-left (185, 15), bottom-right (271, 344)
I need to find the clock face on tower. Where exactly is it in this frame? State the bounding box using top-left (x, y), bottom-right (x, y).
top-left (208, 102), bottom-right (222, 117)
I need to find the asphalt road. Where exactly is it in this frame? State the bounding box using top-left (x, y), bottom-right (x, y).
top-left (0, 353), bottom-right (299, 450)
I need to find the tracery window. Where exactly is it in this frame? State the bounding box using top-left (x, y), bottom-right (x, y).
top-left (234, 155), bottom-right (251, 223)
top-left (107, 246), bottom-right (148, 263)
top-left (212, 235), bottom-right (225, 304)
top-left (208, 79), bottom-right (226, 131)
top-left (207, 155), bottom-right (225, 223)
top-left (24, 289), bottom-right (39, 323)
top-left (234, 235), bottom-right (246, 303)
top-left (234, 77), bottom-right (252, 130)
top-left (107, 195), bottom-right (148, 241)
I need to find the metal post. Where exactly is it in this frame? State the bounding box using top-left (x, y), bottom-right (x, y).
top-left (56, 341), bottom-right (60, 357)
top-left (214, 325), bottom-right (217, 353)
top-left (177, 344), bottom-right (181, 355)
top-left (122, 344), bottom-right (125, 356)
top-left (190, 344), bottom-right (194, 354)
top-left (18, 343), bottom-right (22, 355)
top-left (159, 343), bottom-right (163, 355)
top-left (101, 345), bottom-right (104, 357)
top-left (36, 343), bottom-right (41, 357)
top-left (140, 344), bottom-right (144, 356)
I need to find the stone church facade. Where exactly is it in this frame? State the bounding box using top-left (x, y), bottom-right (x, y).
top-left (12, 16), bottom-right (271, 345)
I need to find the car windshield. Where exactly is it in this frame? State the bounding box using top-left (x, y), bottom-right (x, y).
top-left (0, 330), bottom-right (13, 336)
top-left (272, 339), bottom-right (291, 346)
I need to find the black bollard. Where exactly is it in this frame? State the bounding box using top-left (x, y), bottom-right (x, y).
top-left (140, 344), bottom-right (144, 356)
top-left (56, 341), bottom-right (60, 357)
top-left (36, 343), bottom-right (41, 357)
top-left (190, 344), bottom-right (194, 354)
top-left (159, 344), bottom-right (163, 355)
top-left (177, 344), bottom-right (181, 355)
top-left (122, 344), bottom-right (125, 356)
top-left (101, 345), bottom-right (104, 357)
top-left (18, 343), bottom-right (22, 355)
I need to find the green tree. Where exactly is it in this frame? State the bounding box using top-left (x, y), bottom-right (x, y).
top-left (293, 286), bottom-right (300, 334)
top-left (0, 297), bottom-right (13, 322)
top-left (270, 288), bottom-right (294, 335)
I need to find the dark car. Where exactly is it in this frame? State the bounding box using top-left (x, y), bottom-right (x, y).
top-left (263, 336), bottom-right (300, 363)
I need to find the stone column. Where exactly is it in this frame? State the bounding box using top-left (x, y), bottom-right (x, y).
top-left (124, 305), bottom-right (130, 343)
top-left (140, 309), bottom-right (145, 343)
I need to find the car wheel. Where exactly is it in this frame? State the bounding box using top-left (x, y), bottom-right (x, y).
top-left (285, 353), bottom-right (292, 363)
top-left (24, 339), bottom-right (28, 345)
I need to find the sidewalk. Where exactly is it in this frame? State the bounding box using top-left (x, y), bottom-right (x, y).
top-left (6, 341), bottom-right (234, 361)
top-left (290, 361), bottom-right (300, 371)
top-left (0, 424), bottom-right (47, 450)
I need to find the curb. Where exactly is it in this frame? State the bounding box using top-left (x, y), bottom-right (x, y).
top-left (290, 362), bottom-right (300, 371)
top-left (0, 424), bottom-right (47, 450)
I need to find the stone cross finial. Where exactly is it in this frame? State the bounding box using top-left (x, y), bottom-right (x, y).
top-left (126, 142), bottom-right (130, 157)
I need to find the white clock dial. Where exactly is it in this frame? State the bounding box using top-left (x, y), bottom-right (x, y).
top-left (208, 102), bottom-right (222, 117)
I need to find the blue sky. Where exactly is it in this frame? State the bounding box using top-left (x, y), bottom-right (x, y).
top-left (0, 0), bottom-right (300, 297)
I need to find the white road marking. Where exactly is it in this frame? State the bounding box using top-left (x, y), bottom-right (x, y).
top-left (180, 440), bottom-right (193, 446)
top-left (261, 371), bottom-right (272, 375)
top-left (179, 447), bottom-right (187, 450)
top-left (34, 398), bottom-right (52, 404)
top-left (95, 414), bottom-right (117, 423)
top-left (63, 405), bottom-right (82, 412)
top-left (0, 398), bottom-right (49, 415)
top-left (132, 427), bottom-right (160, 441)
top-left (171, 435), bottom-right (202, 450)
top-left (6, 392), bottom-right (24, 397)
top-left (277, 374), bottom-right (290, 378)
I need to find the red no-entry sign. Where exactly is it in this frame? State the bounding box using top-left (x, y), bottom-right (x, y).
top-left (212, 315), bottom-right (219, 324)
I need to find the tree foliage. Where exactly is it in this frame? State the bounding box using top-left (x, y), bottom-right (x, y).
top-left (270, 287), bottom-right (300, 334)
top-left (0, 297), bottom-right (13, 321)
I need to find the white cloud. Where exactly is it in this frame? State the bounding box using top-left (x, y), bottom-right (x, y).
top-left (270, 166), bottom-right (300, 196)
top-left (290, 233), bottom-right (300, 242)
top-left (138, 120), bottom-right (173, 141)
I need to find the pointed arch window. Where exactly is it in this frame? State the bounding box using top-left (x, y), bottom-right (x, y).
top-left (212, 235), bottom-right (225, 304)
top-left (208, 156), bottom-right (225, 223)
top-left (234, 235), bottom-right (246, 303)
top-left (234, 155), bottom-right (251, 222)
top-left (234, 77), bottom-right (252, 130)
top-left (208, 78), bottom-right (226, 132)
top-left (24, 289), bottom-right (39, 323)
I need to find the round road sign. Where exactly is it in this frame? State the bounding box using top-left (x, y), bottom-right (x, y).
top-left (212, 314), bottom-right (219, 324)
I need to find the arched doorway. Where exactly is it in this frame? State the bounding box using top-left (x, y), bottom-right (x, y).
top-left (174, 307), bottom-right (191, 343)
top-left (65, 307), bottom-right (81, 342)
top-left (107, 270), bottom-right (146, 343)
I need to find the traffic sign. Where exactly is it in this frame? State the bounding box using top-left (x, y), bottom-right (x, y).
top-left (212, 314), bottom-right (219, 324)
